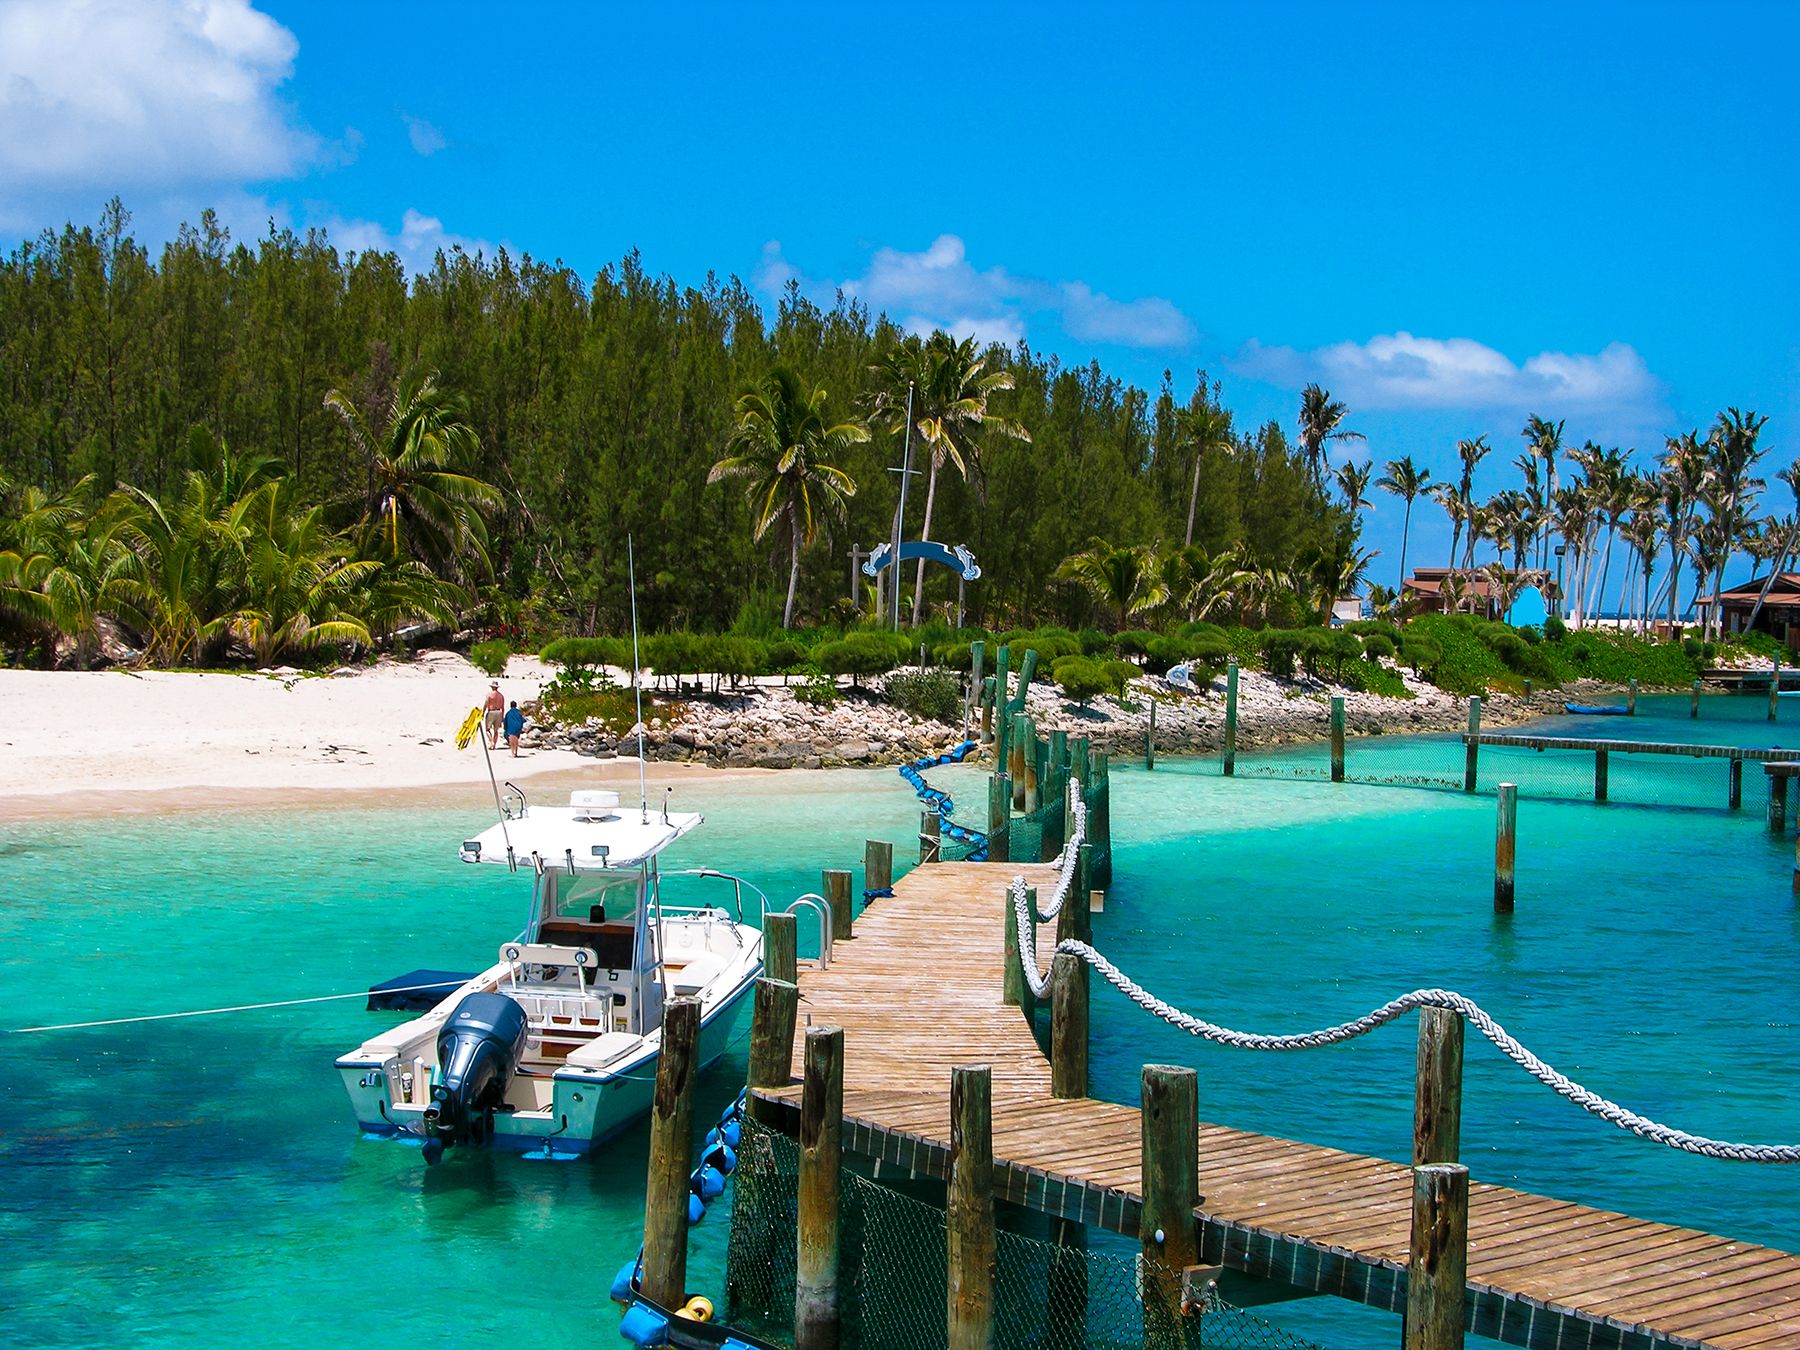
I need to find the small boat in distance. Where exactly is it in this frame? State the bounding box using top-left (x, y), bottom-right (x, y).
top-left (336, 786), bottom-right (763, 1162)
top-left (1564, 702), bottom-right (1630, 716)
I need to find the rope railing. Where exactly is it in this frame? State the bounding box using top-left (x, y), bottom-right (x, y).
top-left (1006, 803), bottom-right (1799, 1163)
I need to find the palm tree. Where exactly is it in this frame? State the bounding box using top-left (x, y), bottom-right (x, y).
top-left (1653, 432), bottom-right (1707, 630)
top-left (1296, 385), bottom-right (1363, 487)
top-left (1334, 458), bottom-right (1374, 517)
top-left (1551, 482), bottom-right (1597, 626)
top-left (323, 368), bottom-right (501, 583)
top-left (1056, 537), bottom-right (1169, 630)
top-left (39, 508), bottom-right (139, 668)
top-left (1376, 456), bottom-right (1431, 592)
top-left (1522, 415), bottom-right (1565, 567)
top-left (1180, 395), bottom-right (1233, 547)
top-left (228, 483), bottom-right (380, 665)
top-left (1702, 407), bottom-right (1770, 638)
top-left (1301, 523), bottom-right (1377, 621)
top-left (710, 366), bottom-right (865, 628)
top-left (1454, 436), bottom-right (1492, 517)
top-left (1433, 483), bottom-right (1471, 610)
top-left (868, 332), bottom-right (1030, 625)
top-left (1744, 462), bottom-right (1800, 633)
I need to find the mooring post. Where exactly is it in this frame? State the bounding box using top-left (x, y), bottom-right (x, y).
top-left (642, 996), bottom-right (701, 1309)
top-left (1523, 678), bottom-right (1532, 697)
top-left (1091, 752), bottom-right (1112, 886)
top-left (1494, 784), bottom-right (1517, 913)
top-left (764, 911), bottom-right (798, 985)
top-left (1692, 677), bottom-right (1702, 719)
top-left (1140, 1065), bottom-right (1200, 1331)
top-left (947, 1065), bottom-right (995, 1350)
top-left (747, 977), bottom-right (800, 1122)
top-left (1770, 773), bottom-right (1790, 834)
top-left (1040, 779), bottom-right (1065, 862)
top-left (1330, 695), bottom-right (1347, 781)
top-left (1010, 713), bottom-right (1028, 811)
top-left (1070, 736), bottom-right (1091, 798)
top-left (1627, 678), bottom-right (1638, 716)
top-left (986, 772), bottom-right (1011, 863)
top-left (1793, 832), bottom-right (1799, 895)
top-left (1146, 699), bottom-right (1157, 771)
top-left (1413, 1006), bottom-right (1464, 1166)
top-left (921, 810), bottom-right (941, 863)
top-left (1404, 1163), bottom-right (1470, 1350)
top-left (1772, 660), bottom-right (1782, 723)
top-left (1593, 749), bottom-right (1609, 803)
top-left (1463, 696), bottom-right (1481, 793)
top-left (1730, 757), bottom-right (1744, 811)
top-left (822, 868), bottom-right (853, 942)
top-left (864, 838), bottom-right (893, 898)
top-left (796, 1025), bottom-right (844, 1350)
top-left (1050, 951), bottom-right (1088, 1100)
top-left (1022, 717), bottom-right (1041, 812)
top-left (1223, 658), bottom-right (1239, 776)
top-left (969, 642), bottom-right (986, 739)
top-left (1002, 886), bottom-right (1036, 1018)
top-left (992, 647), bottom-right (1012, 761)
top-left (1056, 843), bottom-right (1091, 946)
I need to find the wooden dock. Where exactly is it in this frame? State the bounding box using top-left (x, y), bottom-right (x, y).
top-left (751, 860), bottom-right (1800, 1350)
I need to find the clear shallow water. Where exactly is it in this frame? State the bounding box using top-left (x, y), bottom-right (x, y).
top-left (4, 700), bottom-right (1797, 1349)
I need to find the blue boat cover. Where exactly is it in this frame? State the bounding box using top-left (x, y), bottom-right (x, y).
top-left (365, 969), bottom-right (473, 1012)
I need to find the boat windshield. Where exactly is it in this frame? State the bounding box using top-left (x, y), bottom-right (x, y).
top-left (537, 869), bottom-right (644, 930)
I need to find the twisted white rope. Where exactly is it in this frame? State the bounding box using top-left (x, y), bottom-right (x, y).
top-left (1010, 778), bottom-right (1087, 1001)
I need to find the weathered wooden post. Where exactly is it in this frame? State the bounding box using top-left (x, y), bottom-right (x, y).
top-left (969, 641), bottom-right (985, 737)
top-left (1223, 658), bottom-right (1239, 776)
top-left (796, 1025), bottom-right (844, 1350)
top-left (1413, 1007), bottom-right (1464, 1166)
top-left (1330, 695), bottom-right (1347, 782)
top-left (1770, 771), bottom-right (1789, 834)
top-left (1056, 843), bottom-right (1091, 946)
top-left (1793, 831), bottom-right (1799, 895)
top-left (1772, 660), bottom-right (1782, 723)
top-left (1146, 699), bottom-right (1157, 771)
top-left (1692, 677), bottom-right (1702, 719)
top-left (921, 810), bottom-right (942, 863)
top-left (1404, 1163), bottom-right (1470, 1350)
top-left (992, 647), bottom-right (1012, 761)
top-left (1040, 779), bottom-right (1065, 862)
top-left (1140, 1065), bottom-right (1200, 1332)
top-left (1593, 749), bottom-right (1609, 803)
top-left (1494, 784), bottom-right (1517, 913)
top-left (747, 977), bottom-right (800, 1122)
top-left (1070, 736), bottom-right (1091, 798)
top-left (947, 1065), bottom-right (995, 1350)
top-left (1523, 678), bottom-right (1532, 697)
top-left (641, 996), bottom-right (701, 1309)
top-left (1009, 712), bottom-right (1028, 811)
top-left (1463, 696), bottom-right (1482, 793)
top-left (1050, 951), bottom-right (1088, 1099)
top-left (986, 772), bottom-right (1011, 863)
top-left (764, 911), bottom-right (798, 985)
top-left (822, 868), bottom-right (853, 942)
top-left (1022, 718), bottom-right (1041, 812)
top-left (1730, 758), bottom-right (1744, 811)
top-left (864, 838), bottom-right (894, 898)
top-left (1627, 678), bottom-right (1638, 716)
top-left (1090, 751), bottom-right (1112, 886)
top-left (1002, 886), bottom-right (1036, 1019)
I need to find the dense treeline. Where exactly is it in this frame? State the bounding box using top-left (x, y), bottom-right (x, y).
top-left (0, 201), bottom-right (1347, 648)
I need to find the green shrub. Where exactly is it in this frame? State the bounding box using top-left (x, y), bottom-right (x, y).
top-left (1052, 656), bottom-right (1111, 706)
top-left (813, 633), bottom-right (900, 684)
top-left (1101, 659), bottom-right (1141, 694)
top-left (1260, 629), bottom-right (1304, 679)
top-left (1077, 628), bottom-right (1110, 656)
top-left (1115, 630), bottom-right (1158, 661)
top-left (1340, 658), bottom-right (1411, 698)
top-left (1400, 634), bottom-right (1442, 678)
top-left (997, 628), bottom-right (1083, 662)
top-left (762, 639), bottom-right (806, 674)
top-left (1343, 619), bottom-right (1398, 640)
top-left (1543, 614), bottom-right (1568, 641)
top-left (469, 639), bottom-right (512, 677)
top-left (540, 636), bottom-right (629, 670)
top-left (1682, 635), bottom-right (1703, 661)
top-left (933, 641), bottom-right (975, 671)
top-left (1359, 632), bottom-right (1396, 661)
top-left (1176, 620), bottom-right (1229, 643)
top-left (883, 669), bottom-right (963, 722)
top-left (536, 683), bottom-right (656, 734)
top-left (793, 667), bottom-right (840, 707)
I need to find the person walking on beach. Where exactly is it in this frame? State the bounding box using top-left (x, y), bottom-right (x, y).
top-left (503, 701), bottom-right (526, 757)
top-left (483, 681), bottom-right (505, 749)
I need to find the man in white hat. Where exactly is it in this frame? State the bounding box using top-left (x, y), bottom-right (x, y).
top-left (483, 680), bottom-right (506, 750)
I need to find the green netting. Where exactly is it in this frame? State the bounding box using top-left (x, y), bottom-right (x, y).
top-left (726, 1120), bottom-right (1321, 1350)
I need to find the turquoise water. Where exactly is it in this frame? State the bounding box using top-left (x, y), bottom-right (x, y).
top-left (5, 699), bottom-right (1797, 1348)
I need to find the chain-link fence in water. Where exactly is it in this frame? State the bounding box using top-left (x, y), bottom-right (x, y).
top-left (725, 1119), bottom-right (1320, 1350)
top-left (1230, 731), bottom-right (1790, 817)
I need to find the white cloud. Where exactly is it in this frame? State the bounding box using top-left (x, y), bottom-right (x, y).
top-left (0, 0), bottom-right (311, 215)
top-left (1235, 331), bottom-right (1660, 413)
top-left (757, 234), bottom-right (1194, 351)
top-left (404, 114), bottom-right (446, 156)
top-left (319, 208), bottom-right (495, 276)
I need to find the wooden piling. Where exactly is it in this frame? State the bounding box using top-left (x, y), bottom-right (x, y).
top-left (1692, 678), bottom-right (1702, 719)
top-left (1146, 699), bottom-right (1156, 770)
top-left (1463, 697), bottom-right (1481, 793)
top-left (947, 1065), bottom-right (995, 1350)
top-left (796, 1025), bottom-right (844, 1350)
top-left (1009, 713), bottom-right (1028, 811)
top-left (1223, 659), bottom-right (1239, 776)
top-left (1405, 1163), bottom-right (1470, 1350)
top-left (921, 810), bottom-right (941, 863)
top-left (1140, 1065), bottom-right (1200, 1328)
top-left (746, 977), bottom-right (800, 1121)
top-left (969, 642), bottom-right (985, 738)
top-left (1330, 695), bottom-right (1346, 782)
top-left (1772, 661), bottom-right (1782, 723)
top-left (992, 647), bottom-right (1012, 762)
top-left (1070, 736), bottom-right (1091, 797)
top-left (1050, 951), bottom-right (1088, 1100)
top-left (1594, 749), bottom-right (1609, 803)
top-left (1730, 758), bottom-right (1744, 810)
top-left (1625, 678), bottom-right (1637, 716)
top-left (1002, 887), bottom-right (1036, 1018)
top-left (1413, 1007), bottom-right (1464, 1166)
top-left (864, 838), bottom-right (894, 897)
top-left (823, 868), bottom-right (853, 942)
top-left (986, 773), bottom-right (1011, 863)
top-left (764, 911), bottom-right (798, 985)
top-left (1022, 717), bottom-right (1041, 812)
top-left (1494, 784), bottom-right (1517, 913)
top-left (1770, 774), bottom-right (1789, 834)
top-left (642, 996), bottom-right (701, 1309)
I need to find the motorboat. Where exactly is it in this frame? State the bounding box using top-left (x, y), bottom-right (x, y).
top-left (336, 787), bottom-right (764, 1162)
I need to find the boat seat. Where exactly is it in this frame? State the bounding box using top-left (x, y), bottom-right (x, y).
top-left (563, 1031), bottom-right (642, 1070)
top-left (666, 952), bottom-right (729, 996)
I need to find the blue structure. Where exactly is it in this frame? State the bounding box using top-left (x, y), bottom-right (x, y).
top-left (1507, 584), bottom-right (1549, 629)
top-left (862, 540), bottom-right (981, 581)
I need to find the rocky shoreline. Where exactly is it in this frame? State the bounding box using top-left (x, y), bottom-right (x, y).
top-left (528, 666), bottom-right (1592, 771)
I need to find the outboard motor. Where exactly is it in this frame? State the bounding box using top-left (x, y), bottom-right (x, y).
top-left (421, 992), bottom-right (528, 1164)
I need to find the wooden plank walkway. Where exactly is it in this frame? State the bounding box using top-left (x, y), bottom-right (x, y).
top-left (1465, 732), bottom-right (1800, 763)
top-left (753, 861), bottom-right (1800, 1350)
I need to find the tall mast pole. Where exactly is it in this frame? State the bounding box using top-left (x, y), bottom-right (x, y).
top-left (892, 380), bottom-right (916, 632)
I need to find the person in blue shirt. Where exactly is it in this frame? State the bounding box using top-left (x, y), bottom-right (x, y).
top-left (503, 701), bottom-right (526, 757)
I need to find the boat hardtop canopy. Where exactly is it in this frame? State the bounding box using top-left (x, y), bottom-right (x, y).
top-left (460, 789), bottom-right (703, 870)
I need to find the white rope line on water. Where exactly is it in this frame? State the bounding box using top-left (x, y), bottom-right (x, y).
top-left (1007, 807), bottom-right (1800, 1163)
top-left (10, 980), bottom-right (469, 1034)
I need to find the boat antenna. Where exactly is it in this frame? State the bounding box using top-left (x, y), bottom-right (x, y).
top-left (628, 534), bottom-right (649, 824)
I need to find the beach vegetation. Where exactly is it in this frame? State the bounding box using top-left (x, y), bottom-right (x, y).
top-left (882, 669), bottom-right (962, 722)
top-left (1051, 656), bottom-right (1112, 707)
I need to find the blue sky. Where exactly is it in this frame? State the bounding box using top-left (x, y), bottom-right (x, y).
top-left (2, 0), bottom-right (1796, 586)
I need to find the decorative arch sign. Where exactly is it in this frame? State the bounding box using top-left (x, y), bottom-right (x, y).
top-left (862, 541), bottom-right (982, 582)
